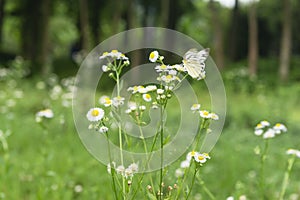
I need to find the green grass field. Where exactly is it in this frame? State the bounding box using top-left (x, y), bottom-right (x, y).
top-left (1, 74), bottom-right (300, 200)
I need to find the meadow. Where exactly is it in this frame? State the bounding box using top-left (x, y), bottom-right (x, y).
top-left (1, 63), bottom-right (300, 200)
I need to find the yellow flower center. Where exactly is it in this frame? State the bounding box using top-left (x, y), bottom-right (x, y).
top-left (150, 52), bottom-right (156, 59)
top-left (190, 151), bottom-right (196, 156)
top-left (198, 155), bottom-right (205, 160)
top-left (111, 50), bottom-right (118, 53)
top-left (145, 94), bottom-right (151, 99)
top-left (103, 52), bottom-right (108, 56)
top-left (203, 111), bottom-right (209, 116)
top-left (91, 109), bottom-right (99, 117)
top-left (256, 123), bottom-right (262, 128)
top-left (105, 98), bottom-right (111, 104)
top-left (166, 75), bottom-right (172, 79)
top-left (161, 64), bottom-right (167, 69)
top-left (275, 123), bottom-right (281, 127)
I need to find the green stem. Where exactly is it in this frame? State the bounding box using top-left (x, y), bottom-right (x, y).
top-left (185, 166), bottom-right (197, 199)
top-left (260, 139), bottom-right (269, 199)
top-left (196, 175), bottom-right (216, 200)
top-left (106, 132), bottom-right (119, 200)
top-left (159, 105), bottom-right (165, 200)
top-left (130, 123), bottom-right (161, 200)
top-left (279, 156), bottom-right (296, 200)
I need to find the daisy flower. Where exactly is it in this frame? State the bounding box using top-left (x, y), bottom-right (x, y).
top-left (149, 51), bottom-right (159, 62)
top-left (157, 89), bottom-right (164, 94)
top-left (145, 85), bottom-right (157, 92)
top-left (116, 165), bottom-right (125, 175)
top-left (99, 126), bottom-right (109, 133)
top-left (186, 150), bottom-right (198, 161)
top-left (180, 160), bottom-right (190, 168)
top-left (175, 168), bottom-right (184, 178)
top-left (86, 108), bottom-right (104, 122)
top-left (195, 153), bottom-right (207, 164)
top-left (260, 120), bottom-right (270, 127)
top-left (286, 149), bottom-right (300, 158)
top-left (210, 113), bottom-right (219, 120)
top-left (99, 95), bottom-right (112, 107)
top-left (127, 163), bottom-right (138, 173)
top-left (36, 109), bottom-right (54, 118)
top-left (112, 96), bottom-right (125, 107)
top-left (254, 129), bottom-right (264, 136)
top-left (263, 128), bottom-right (275, 139)
top-left (143, 93), bottom-right (152, 102)
top-left (155, 64), bottom-right (170, 72)
top-left (199, 110), bottom-right (210, 119)
top-left (102, 65), bottom-right (110, 72)
top-left (273, 123), bottom-right (287, 133)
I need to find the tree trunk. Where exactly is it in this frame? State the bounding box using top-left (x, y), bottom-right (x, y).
top-left (112, 0), bottom-right (123, 34)
top-left (90, 0), bottom-right (101, 45)
top-left (160, 0), bottom-right (170, 27)
top-left (228, 0), bottom-right (240, 61)
top-left (209, 0), bottom-right (225, 69)
top-left (248, 1), bottom-right (258, 77)
top-left (79, 0), bottom-right (90, 51)
top-left (0, 0), bottom-right (5, 48)
top-left (21, 0), bottom-right (51, 75)
top-left (279, 0), bottom-right (292, 82)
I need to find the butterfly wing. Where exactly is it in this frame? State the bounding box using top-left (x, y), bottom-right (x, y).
top-left (183, 48), bottom-right (209, 79)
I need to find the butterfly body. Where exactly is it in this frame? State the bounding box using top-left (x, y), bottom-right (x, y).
top-left (183, 48), bottom-right (210, 80)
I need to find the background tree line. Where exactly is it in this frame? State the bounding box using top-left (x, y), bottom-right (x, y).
top-left (0, 0), bottom-right (299, 82)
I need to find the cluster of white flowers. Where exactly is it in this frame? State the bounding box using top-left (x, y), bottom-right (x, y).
top-left (35, 109), bottom-right (54, 122)
top-left (107, 162), bottom-right (139, 179)
top-left (127, 85), bottom-right (157, 94)
top-left (175, 151), bottom-right (211, 177)
top-left (98, 95), bottom-right (125, 108)
top-left (190, 104), bottom-right (219, 120)
top-left (254, 120), bottom-right (287, 139)
top-left (99, 50), bottom-right (130, 73)
top-left (99, 50), bottom-right (129, 60)
top-left (286, 149), bottom-right (300, 158)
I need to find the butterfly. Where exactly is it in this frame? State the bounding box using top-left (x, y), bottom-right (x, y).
top-left (182, 48), bottom-right (210, 80)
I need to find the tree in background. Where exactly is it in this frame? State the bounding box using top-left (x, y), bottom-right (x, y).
top-left (228, 0), bottom-right (240, 61)
top-left (0, 0), bottom-right (5, 48)
top-left (78, 0), bottom-right (90, 51)
top-left (248, 0), bottom-right (258, 77)
top-left (209, 0), bottom-right (224, 69)
top-left (279, 0), bottom-right (292, 82)
top-left (20, 0), bottom-right (52, 75)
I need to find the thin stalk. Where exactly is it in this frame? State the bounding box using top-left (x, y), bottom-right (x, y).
top-left (106, 132), bottom-right (119, 200)
top-left (260, 139), bottom-right (269, 199)
top-left (115, 69), bottom-right (126, 199)
top-left (130, 123), bottom-right (162, 200)
top-left (196, 175), bottom-right (216, 200)
top-left (159, 105), bottom-right (165, 200)
top-left (185, 166), bottom-right (198, 199)
top-left (136, 115), bottom-right (155, 191)
top-left (279, 156), bottom-right (296, 200)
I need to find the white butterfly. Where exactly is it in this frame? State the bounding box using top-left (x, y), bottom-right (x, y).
top-left (182, 48), bottom-right (210, 80)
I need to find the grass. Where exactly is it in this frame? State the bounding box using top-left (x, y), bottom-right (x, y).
top-left (1, 74), bottom-right (300, 199)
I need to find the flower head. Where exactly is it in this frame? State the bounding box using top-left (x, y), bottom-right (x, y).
top-left (286, 149), bottom-right (300, 158)
top-left (36, 109), bottom-right (54, 119)
top-left (199, 110), bottom-right (210, 119)
top-left (99, 126), bottom-right (109, 133)
top-left (143, 93), bottom-right (152, 102)
top-left (195, 153), bottom-right (207, 164)
top-left (86, 107), bottom-right (104, 122)
top-left (149, 51), bottom-right (159, 62)
top-left (99, 95), bottom-right (112, 107)
top-left (191, 104), bottom-right (201, 111)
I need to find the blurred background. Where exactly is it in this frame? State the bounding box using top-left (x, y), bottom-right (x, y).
top-left (1, 0), bottom-right (300, 199)
top-left (0, 0), bottom-right (299, 82)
